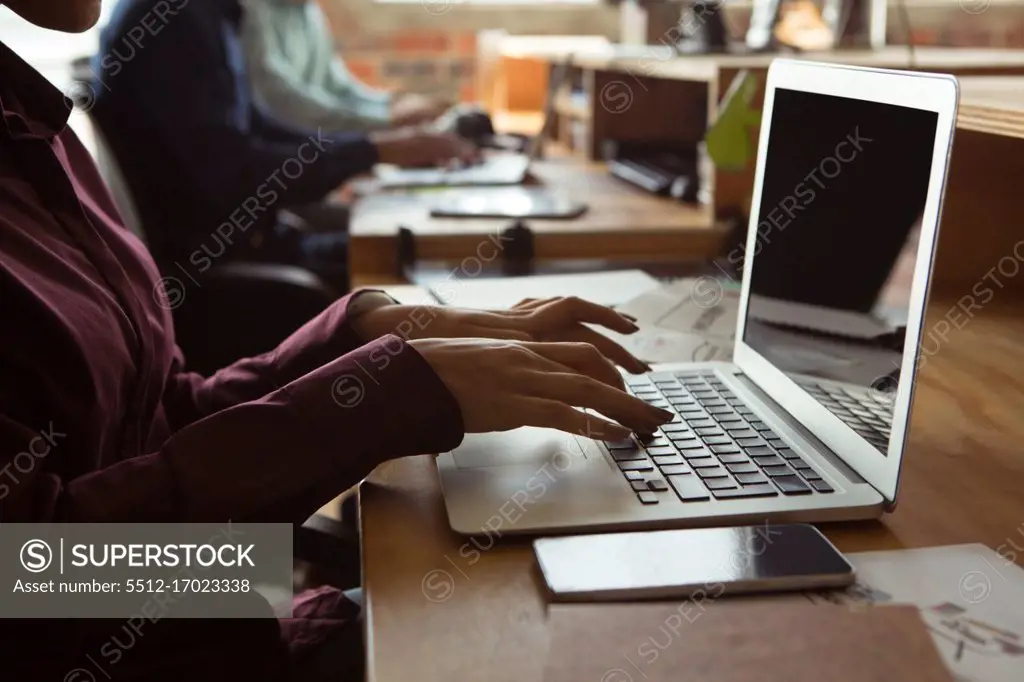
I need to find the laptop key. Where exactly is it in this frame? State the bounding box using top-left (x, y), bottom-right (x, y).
top-left (703, 436), bottom-right (733, 446)
top-left (610, 449), bottom-right (647, 461)
top-left (776, 448), bottom-right (800, 459)
top-left (752, 455), bottom-right (786, 467)
top-left (637, 491), bottom-right (659, 504)
top-left (652, 454), bottom-right (685, 466)
top-left (684, 456), bottom-right (717, 467)
top-left (746, 446), bottom-right (775, 457)
top-left (704, 477), bottom-right (738, 490)
top-left (630, 480), bottom-right (648, 492)
top-left (605, 438), bottom-right (637, 450)
top-left (669, 434), bottom-right (699, 444)
top-left (798, 469), bottom-right (822, 481)
top-left (727, 428), bottom-right (759, 439)
top-left (647, 479), bottom-right (669, 491)
top-left (748, 420), bottom-right (768, 430)
top-left (646, 446), bottom-right (677, 457)
top-left (706, 406), bottom-right (733, 415)
top-left (623, 470), bottom-right (644, 481)
top-left (810, 479), bottom-right (835, 493)
top-left (716, 453), bottom-right (749, 464)
top-left (790, 458), bottom-right (813, 470)
top-left (695, 466), bottom-right (728, 479)
top-left (736, 437), bottom-right (768, 448)
top-left (773, 475), bottom-right (812, 495)
top-left (618, 460), bottom-right (654, 471)
top-left (660, 423), bottom-right (691, 434)
top-left (695, 427), bottom-right (724, 437)
top-left (711, 484), bottom-right (778, 499)
top-left (735, 472), bottom-right (767, 485)
top-left (659, 464), bottom-right (690, 475)
top-left (710, 444), bottom-right (740, 454)
top-left (640, 435), bottom-right (671, 447)
top-left (668, 474), bottom-right (711, 502)
top-left (725, 462), bottom-right (758, 474)
top-left (762, 465), bottom-right (794, 477)
top-left (689, 419), bottom-right (716, 428)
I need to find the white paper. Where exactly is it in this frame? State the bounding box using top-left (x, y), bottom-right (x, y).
top-left (599, 328), bottom-right (733, 364)
top-left (429, 270), bottom-right (660, 310)
top-left (799, 544), bottom-right (1024, 682)
top-left (617, 278), bottom-right (739, 342)
top-left (604, 278), bottom-right (739, 363)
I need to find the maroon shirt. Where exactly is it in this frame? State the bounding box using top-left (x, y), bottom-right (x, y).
top-left (0, 41), bottom-right (463, 678)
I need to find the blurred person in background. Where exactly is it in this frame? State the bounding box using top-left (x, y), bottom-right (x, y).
top-left (88, 0), bottom-right (472, 289)
top-left (241, 0), bottom-right (451, 133)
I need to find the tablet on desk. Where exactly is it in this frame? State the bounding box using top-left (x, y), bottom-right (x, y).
top-left (427, 187), bottom-right (588, 220)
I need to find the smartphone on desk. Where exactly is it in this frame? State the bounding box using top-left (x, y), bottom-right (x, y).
top-left (534, 523), bottom-right (854, 602)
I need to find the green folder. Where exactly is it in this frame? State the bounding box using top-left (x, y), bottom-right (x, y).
top-left (705, 70), bottom-right (762, 172)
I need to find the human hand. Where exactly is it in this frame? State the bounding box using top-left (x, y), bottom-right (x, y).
top-left (351, 296), bottom-right (649, 374)
top-left (410, 338), bottom-right (672, 439)
top-left (371, 127), bottom-right (478, 168)
top-left (390, 93), bottom-right (452, 127)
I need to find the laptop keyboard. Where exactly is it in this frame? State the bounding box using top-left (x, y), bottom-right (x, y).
top-left (606, 370), bottom-right (834, 506)
top-left (796, 380), bottom-right (892, 452)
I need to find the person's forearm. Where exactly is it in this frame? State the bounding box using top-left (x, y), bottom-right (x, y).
top-left (1, 336), bottom-right (464, 523)
top-left (163, 291), bottom-right (393, 429)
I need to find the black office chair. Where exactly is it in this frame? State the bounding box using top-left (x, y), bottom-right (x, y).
top-left (87, 117), bottom-right (338, 374)
top-left (70, 57), bottom-right (355, 296)
top-left (75, 66), bottom-right (361, 589)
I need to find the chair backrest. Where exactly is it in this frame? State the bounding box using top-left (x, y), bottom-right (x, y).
top-left (88, 121), bottom-right (148, 245)
top-left (68, 56), bottom-right (148, 245)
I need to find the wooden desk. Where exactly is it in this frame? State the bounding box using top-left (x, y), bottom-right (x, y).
top-left (359, 291), bottom-right (1024, 682)
top-left (358, 72), bottom-right (1024, 682)
top-left (349, 151), bottom-right (725, 277)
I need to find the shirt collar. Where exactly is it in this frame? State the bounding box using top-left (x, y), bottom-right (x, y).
top-left (0, 40), bottom-right (73, 141)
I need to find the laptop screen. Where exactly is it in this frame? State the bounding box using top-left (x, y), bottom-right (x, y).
top-left (741, 87), bottom-right (939, 455)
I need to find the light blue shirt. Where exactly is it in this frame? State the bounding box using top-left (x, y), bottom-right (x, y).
top-left (240, 0), bottom-right (393, 132)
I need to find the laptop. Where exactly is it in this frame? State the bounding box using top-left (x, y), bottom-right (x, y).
top-left (375, 57), bottom-right (573, 189)
top-left (437, 59), bottom-right (959, 535)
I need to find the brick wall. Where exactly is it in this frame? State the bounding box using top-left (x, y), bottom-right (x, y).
top-left (317, 1), bottom-right (1024, 102)
top-left (318, 0), bottom-right (619, 102)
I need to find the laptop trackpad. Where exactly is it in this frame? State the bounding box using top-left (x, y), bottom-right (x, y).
top-left (452, 427), bottom-right (586, 469)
